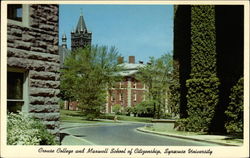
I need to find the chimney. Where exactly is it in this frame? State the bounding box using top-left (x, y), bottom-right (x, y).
top-left (129, 56), bottom-right (135, 64)
top-left (117, 56), bottom-right (124, 64)
top-left (139, 60), bottom-right (143, 64)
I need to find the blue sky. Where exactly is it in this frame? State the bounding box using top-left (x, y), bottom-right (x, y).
top-left (59, 5), bottom-right (173, 63)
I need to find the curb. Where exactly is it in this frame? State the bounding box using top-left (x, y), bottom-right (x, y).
top-left (60, 120), bottom-right (145, 130)
top-left (136, 128), bottom-right (240, 146)
top-left (61, 134), bottom-right (95, 145)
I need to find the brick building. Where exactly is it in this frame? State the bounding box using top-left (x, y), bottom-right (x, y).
top-left (7, 4), bottom-right (60, 135)
top-left (59, 12), bottom-right (147, 113)
top-left (106, 56), bottom-right (147, 113)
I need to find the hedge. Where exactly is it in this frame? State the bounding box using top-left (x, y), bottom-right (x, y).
top-left (190, 5), bottom-right (216, 78)
top-left (185, 77), bottom-right (220, 132)
top-left (225, 77), bottom-right (244, 134)
top-left (181, 5), bottom-right (219, 132)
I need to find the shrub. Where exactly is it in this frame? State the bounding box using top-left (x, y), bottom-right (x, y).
top-left (124, 106), bottom-right (134, 115)
top-left (174, 118), bottom-right (188, 131)
top-left (190, 5), bottom-right (216, 78)
top-left (161, 113), bottom-right (172, 119)
top-left (134, 103), bottom-right (147, 115)
top-left (225, 77), bottom-right (243, 134)
top-left (7, 112), bottom-right (57, 145)
top-left (185, 77), bottom-right (220, 132)
top-left (99, 114), bottom-right (115, 120)
top-left (59, 99), bottom-right (65, 109)
top-left (85, 113), bottom-right (99, 121)
top-left (168, 83), bottom-right (180, 117)
top-left (112, 104), bottom-right (122, 115)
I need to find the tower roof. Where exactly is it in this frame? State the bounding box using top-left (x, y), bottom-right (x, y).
top-left (62, 32), bottom-right (67, 39)
top-left (75, 11), bottom-right (87, 33)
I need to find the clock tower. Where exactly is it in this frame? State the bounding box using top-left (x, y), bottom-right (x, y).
top-left (71, 11), bottom-right (92, 50)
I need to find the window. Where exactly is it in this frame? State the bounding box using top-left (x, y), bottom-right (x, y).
top-left (133, 93), bottom-right (137, 102)
top-left (132, 82), bottom-right (136, 88)
top-left (119, 93), bottom-right (124, 101)
top-left (7, 69), bottom-right (28, 113)
top-left (7, 4), bottom-right (22, 21)
top-left (7, 4), bottom-right (29, 27)
top-left (111, 93), bottom-right (115, 102)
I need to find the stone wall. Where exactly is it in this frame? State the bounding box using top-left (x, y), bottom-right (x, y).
top-left (7, 4), bottom-right (60, 136)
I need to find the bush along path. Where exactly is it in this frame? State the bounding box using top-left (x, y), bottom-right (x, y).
top-left (7, 112), bottom-right (58, 145)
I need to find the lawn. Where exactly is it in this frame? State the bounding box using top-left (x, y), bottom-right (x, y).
top-left (60, 109), bottom-right (153, 123)
top-left (142, 123), bottom-right (243, 145)
top-left (144, 123), bottom-right (204, 136)
top-left (102, 113), bottom-right (152, 123)
top-left (60, 109), bottom-right (97, 123)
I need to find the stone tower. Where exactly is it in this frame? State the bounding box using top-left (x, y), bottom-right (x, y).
top-left (62, 32), bottom-right (67, 48)
top-left (71, 11), bottom-right (92, 50)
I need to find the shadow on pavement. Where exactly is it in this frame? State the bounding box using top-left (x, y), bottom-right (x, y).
top-left (60, 132), bottom-right (69, 142)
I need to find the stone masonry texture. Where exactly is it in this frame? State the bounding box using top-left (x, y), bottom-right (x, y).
top-left (7, 4), bottom-right (60, 136)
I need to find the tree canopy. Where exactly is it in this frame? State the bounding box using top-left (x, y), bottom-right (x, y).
top-left (60, 46), bottom-right (121, 120)
top-left (136, 53), bottom-right (173, 119)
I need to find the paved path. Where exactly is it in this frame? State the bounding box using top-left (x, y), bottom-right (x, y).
top-left (61, 122), bottom-right (220, 146)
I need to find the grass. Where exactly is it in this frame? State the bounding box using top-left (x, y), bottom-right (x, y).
top-left (60, 109), bottom-right (153, 123)
top-left (100, 113), bottom-right (153, 123)
top-left (143, 123), bottom-right (243, 145)
top-left (60, 109), bottom-right (94, 123)
top-left (60, 109), bottom-right (114, 124)
top-left (144, 123), bottom-right (204, 136)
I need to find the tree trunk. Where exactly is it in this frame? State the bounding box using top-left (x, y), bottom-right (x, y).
top-left (67, 100), bottom-right (70, 110)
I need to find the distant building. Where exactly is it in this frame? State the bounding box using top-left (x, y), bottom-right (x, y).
top-left (106, 56), bottom-right (147, 113)
top-left (59, 33), bottom-right (70, 68)
top-left (7, 4), bottom-right (60, 136)
top-left (59, 11), bottom-right (92, 65)
top-left (59, 13), bottom-right (146, 114)
top-left (59, 11), bottom-right (92, 110)
top-left (71, 12), bottom-right (92, 51)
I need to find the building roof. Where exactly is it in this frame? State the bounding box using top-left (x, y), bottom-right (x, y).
top-left (75, 13), bottom-right (87, 33)
top-left (117, 63), bottom-right (145, 76)
top-left (62, 32), bottom-right (67, 40)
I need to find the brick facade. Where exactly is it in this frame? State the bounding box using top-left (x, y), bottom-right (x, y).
top-left (107, 56), bottom-right (147, 113)
top-left (7, 4), bottom-right (60, 136)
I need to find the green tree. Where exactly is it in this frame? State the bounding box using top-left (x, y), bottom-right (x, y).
top-left (136, 53), bottom-right (173, 119)
top-left (112, 104), bottom-right (122, 115)
top-left (225, 77), bottom-right (243, 135)
top-left (134, 100), bottom-right (154, 117)
top-left (167, 60), bottom-right (180, 117)
top-left (61, 46), bottom-right (121, 120)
